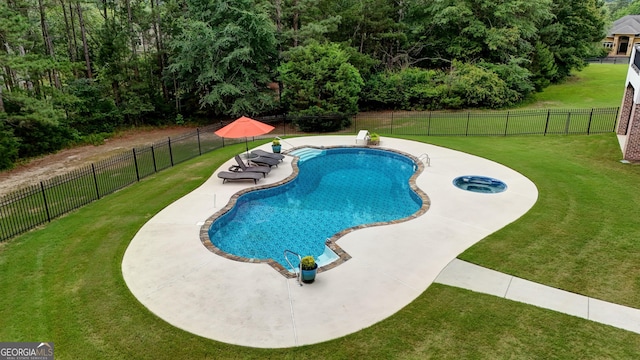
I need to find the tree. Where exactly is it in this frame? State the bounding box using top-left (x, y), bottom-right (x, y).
top-left (168, 0), bottom-right (278, 116)
top-left (528, 41), bottom-right (558, 91)
top-left (540, 0), bottom-right (607, 82)
top-left (279, 42), bottom-right (363, 130)
top-left (609, 0), bottom-right (635, 20)
top-left (37, 0), bottom-right (61, 89)
top-left (75, 0), bottom-right (93, 79)
top-left (322, 0), bottom-right (408, 70)
top-left (406, 0), bottom-right (552, 67)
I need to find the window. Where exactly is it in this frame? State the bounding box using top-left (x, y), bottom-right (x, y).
top-left (633, 46), bottom-right (640, 70)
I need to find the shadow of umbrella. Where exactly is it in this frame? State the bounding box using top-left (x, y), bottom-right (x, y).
top-left (214, 116), bottom-right (275, 158)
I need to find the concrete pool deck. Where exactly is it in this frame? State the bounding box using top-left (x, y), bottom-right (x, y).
top-left (121, 135), bottom-right (639, 348)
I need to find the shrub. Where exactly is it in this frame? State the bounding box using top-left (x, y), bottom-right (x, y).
top-left (360, 68), bottom-right (442, 111)
top-left (4, 92), bottom-right (79, 158)
top-left (0, 117), bottom-right (20, 170)
top-left (361, 68), bottom-right (442, 110)
top-left (279, 42), bottom-right (363, 132)
top-left (63, 79), bottom-right (122, 135)
top-left (290, 112), bottom-right (352, 133)
top-left (440, 61), bottom-right (513, 109)
top-left (80, 133), bottom-right (112, 146)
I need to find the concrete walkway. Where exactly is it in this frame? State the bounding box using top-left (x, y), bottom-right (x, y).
top-left (436, 259), bottom-right (640, 334)
top-left (121, 135), bottom-right (639, 348)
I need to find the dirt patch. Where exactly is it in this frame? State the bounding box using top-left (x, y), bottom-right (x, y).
top-left (0, 126), bottom-right (199, 197)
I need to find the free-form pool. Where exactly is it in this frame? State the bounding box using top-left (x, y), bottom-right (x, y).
top-left (208, 147), bottom-right (422, 269)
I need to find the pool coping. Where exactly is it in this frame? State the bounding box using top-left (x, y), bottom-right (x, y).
top-left (198, 145), bottom-right (431, 278)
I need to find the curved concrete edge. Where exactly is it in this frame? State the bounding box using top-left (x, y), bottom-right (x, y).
top-left (436, 259), bottom-right (640, 334)
top-left (121, 136), bottom-right (539, 348)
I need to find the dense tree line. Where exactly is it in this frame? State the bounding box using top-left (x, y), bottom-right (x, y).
top-left (0, 0), bottom-right (607, 169)
top-left (607, 0), bottom-right (638, 19)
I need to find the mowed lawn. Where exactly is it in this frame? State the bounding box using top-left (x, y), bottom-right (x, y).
top-left (2, 64), bottom-right (640, 359)
top-left (524, 63), bottom-right (628, 109)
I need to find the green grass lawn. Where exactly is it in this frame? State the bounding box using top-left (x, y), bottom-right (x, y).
top-left (421, 134), bottom-right (640, 308)
top-left (3, 135), bottom-right (640, 359)
top-left (0, 62), bottom-right (638, 359)
top-left (524, 63), bottom-right (629, 109)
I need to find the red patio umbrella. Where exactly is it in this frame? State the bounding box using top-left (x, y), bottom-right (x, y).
top-left (214, 116), bottom-right (275, 156)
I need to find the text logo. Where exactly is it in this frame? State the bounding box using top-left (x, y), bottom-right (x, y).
top-left (0, 342), bottom-right (54, 360)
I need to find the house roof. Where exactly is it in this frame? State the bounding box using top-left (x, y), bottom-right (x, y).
top-left (608, 15), bottom-right (640, 36)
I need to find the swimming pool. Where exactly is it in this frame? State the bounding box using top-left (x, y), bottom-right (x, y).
top-left (207, 147), bottom-right (423, 270)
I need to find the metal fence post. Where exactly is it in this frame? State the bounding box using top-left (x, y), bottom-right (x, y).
top-left (587, 108), bottom-right (593, 135)
top-left (427, 111), bottom-right (432, 136)
top-left (168, 137), bottom-right (174, 166)
top-left (132, 148), bottom-right (140, 181)
top-left (466, 112), bottom-right (470, 136)
top-left (565, 111), bottom-right (571, 134)
top-left (504, 111), bottom-right (510, 136)
top-left (197, 128), bottom-right (202, 155)
top-left (391, 111), bottom-right (394, 134)
top-left (544, 110), bottom-right (550, 136)
top-left (353, 113), bottom-right (357, 133)
top-left (151, 145), bottom-right (157, 173)
top-left (40, 182), bottom-right (51, 222)
top-left (91, 164), bottom-right (100, 199)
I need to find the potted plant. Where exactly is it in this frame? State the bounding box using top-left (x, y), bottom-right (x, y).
top-left (300, 256), bottom-right (318, 283)
top-left (368, 133), bottom-right (380, 145)
top-left (271, 138), bottom-right (282, 153)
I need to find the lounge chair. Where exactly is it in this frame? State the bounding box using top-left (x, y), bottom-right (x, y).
top-left (217, 171), bottom-right (263, 184)
top-left (249, 155), bottom-right (279, 167)
top-left (356, 130), bottom-right (370, 145)
top-left (250, 149), bottom-right (285, 162)
top-left (232, 155), bottom-right (271, 177)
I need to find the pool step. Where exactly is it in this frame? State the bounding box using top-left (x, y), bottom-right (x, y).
top-left (290, 148), bottom-right (324, 162)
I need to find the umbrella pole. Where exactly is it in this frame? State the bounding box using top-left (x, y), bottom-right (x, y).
top-left (245, 137), bottom-right (249, 163)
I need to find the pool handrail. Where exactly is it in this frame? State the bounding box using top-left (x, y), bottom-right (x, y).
top-left (417, 153), bottom-right (430, 167)
top-left (275, 136), bottom-right (295, 150)
top-left (284, 249), bottom-right (303, 286)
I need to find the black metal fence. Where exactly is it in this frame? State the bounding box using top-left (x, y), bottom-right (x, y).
top-left (0, 107), bottom-right (620, 241)
top-left (0, 124), bottom-right (226, 241)
top-left (586, 57), bottom-right (630, 65)
top-left (352, 108), bottom-right (619, 136)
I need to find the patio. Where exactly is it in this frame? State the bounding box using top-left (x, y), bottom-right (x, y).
top-left (121, 136), bottom-right (538, 348)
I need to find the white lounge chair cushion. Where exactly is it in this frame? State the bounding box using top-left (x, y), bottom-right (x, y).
top-left (356, 130), bottom-right (370, 144)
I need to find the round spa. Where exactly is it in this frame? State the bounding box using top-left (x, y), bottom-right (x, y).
top-left (453, 175), bottom-right (507, 194)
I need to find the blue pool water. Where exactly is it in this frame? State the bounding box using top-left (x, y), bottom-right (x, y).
top-left (208, 148), bottom-right (422, 269)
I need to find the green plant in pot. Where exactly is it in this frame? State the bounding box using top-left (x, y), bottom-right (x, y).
top-left (300, 256), bottom-right (318, 283)
top-left (272, 139), bottom-right (282, 153)
top-left (368, 133), bottom-right (380, 145)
